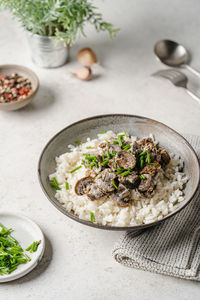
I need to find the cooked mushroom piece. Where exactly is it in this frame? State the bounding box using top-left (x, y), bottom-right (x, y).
top-left (115, 150), bottom-right (136, 169)
top-left (131, 141), bottom-right (142, 155)
top-left (157, 148), bottom-right (170, 166)
top-left (137, 174), bottom-right (156, 197)
top-left (118, 173), bottom-right (140, 189)
top-left (75, 176), bottom-right (94, 195)
top-left (87, 183), bottom-right (105, 200)
top-left (140, 164), bottom-right (161, 176)
top-left (96, 169), bottom-right (116, 193)
top-left (99, 142), bottom-right (121, 155)
top-left (110, 184), bottom-right (131, 207)
top-left (137, 138), bottom-right (157, 152)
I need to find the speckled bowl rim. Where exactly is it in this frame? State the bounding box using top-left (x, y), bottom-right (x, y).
top-left (38, 114), bottom-right (200, 231)
top-left (0, 64), bottom-right (39, 107)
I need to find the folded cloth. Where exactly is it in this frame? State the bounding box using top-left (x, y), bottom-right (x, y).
top-left (112, 134), bottom-right (200, 281)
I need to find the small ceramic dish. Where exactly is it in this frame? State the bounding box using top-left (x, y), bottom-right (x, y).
top-left (38, 114), bottom-right (200, 231)
top-left (0, 64), bottom-right (39, 111)
top-left (0, 212), bottom-right (45, 283)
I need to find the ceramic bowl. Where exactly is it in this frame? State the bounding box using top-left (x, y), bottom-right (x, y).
top-left (0, 64), bottom-right (39, 111)
top-left (38, 114), bottom-right (200, 231)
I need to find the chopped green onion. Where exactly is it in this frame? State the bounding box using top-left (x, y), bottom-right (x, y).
top-left (111, 151), bottom-right (117, 157)
top-left (140, 157), bottom-right (144, 169)
top-left (26, 241), bottom-right (40, 253)
top-left (106, 149), bottom-right (112, 159)
top-left (139, 150), bottom-right (147, 156)
top-left (82, 159), bottom-right (86, 167)
top-left (146, 153), bottom-right (151, 164)
top-left (114, 161), bottom-right (117, 169)
top-left (86, 162), bottom-right (96, 168)
top-left (123, 130), bottom-right (128, 138)
top-left (51, 177), bottom-right (61, 190)
top-left (122, 144), bottom-right (131, 150)
top-left (90, 212), bottom-right (95, 223)
top-left (0, 224), bottom-right (34, 276)
top-left (113, 140), bottom-right (119, 145)
top-left (120, 169), bottom-right (131, 177)
top-left (75, 141), bottom-right (82, 145)
top-left (86, 146), bottom-right (92, 149)
top-left (101, 155), bottom-right (105, 161)
top-left (111, 180), bottom-right (118, 189)
top-left (105, 139), bottom-right (109, 144)
top-left (65, 182), bottom-right (69, 190)
top-left (115, 168), bottom-right (125, 175)
top-left (139, 175), bottom-right (147, 180)
top-left (117, 135), bottom-right (124, 148)
top-left (99, 131), bottom-right (107, 134)
top-left (100, 160), bottom-right (109, 166)
top-left (85, 155), bottom-right (97, 162)
top-left (70, 165), bottom-right (82, 173)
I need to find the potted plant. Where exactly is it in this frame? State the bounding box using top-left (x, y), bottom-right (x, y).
top-left (1, 0), bottom-right (118, 68)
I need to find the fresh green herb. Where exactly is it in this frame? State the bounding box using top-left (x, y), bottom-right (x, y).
top-left (122, 144), bottom-right (131, 151)
top-left (51, 177), bottom-right (61, 190)
top-left (146, 153), bottom-right (151, 164)
top-left (82, 159), bottom-right (86, 167)
top-left (111, 151), bottom-right (117, 157)
top-left (120, 169), bottom-right (131, 177)
top-left (85, 155), bottom-right (97, 162)
top-left (70, 165), bottom-right (82, 173)
top-left (139, 175), bottom-right (147, 180)
top-left (123, 130), bottom-right (128, 138)
top-left (106, 149), bottom-right (112, 159)
top-left (139, 150), bottom-right (147, 156)
top-left (0, 224), bottom-right (31, 276)
top-left (105, 139), bottom-right (109, 144)
top-left (113, 140), bottom-right (119, 145)
top-left (140, 157), bottom-right (144, 169)
top-left (75, 141), bottom-right (82, 145)
top-left (114, 161), bottom-right (117, 169)
top-left (86, 146), bottom-right (92, 149)
top-left (115, 168), bottom-right (125, 175)
top-left (86, 162), bottom-right (96, 168)
top-left (90, 212), bottom-right (95, 223)
top-left (101, 155), bottom-right (105, 161)
top-left (111, 180), bottom-right (118, 190)
top-left (117, 135), bottom-right (124, 148)
top-left (99, 131), bottom-right (107, 134)
top-left (26, 241), bottom-right (40, 253)
top-left (100, 160), bottom-right (109, 166)
top-left (0, 0), bottom-right (119, 46)
top-left (65, 182), bottom-right (69, 190)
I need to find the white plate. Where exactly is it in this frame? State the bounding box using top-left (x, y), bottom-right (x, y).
top-left (0, 212), bottom-right (45, 283)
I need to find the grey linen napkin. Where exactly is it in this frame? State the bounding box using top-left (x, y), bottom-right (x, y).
top-left (112, 134), bottom-right (200, 281)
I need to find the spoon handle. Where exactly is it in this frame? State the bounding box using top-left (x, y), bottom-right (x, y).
top-left (186, 87), bottom-right (200, 104)
top-left (185, 64), bottom-right (200, 78)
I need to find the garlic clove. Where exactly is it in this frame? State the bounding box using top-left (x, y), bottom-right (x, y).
top-left (73, 66), bottom-right (92, 81)
top-left (77, 48), bottom-right (97, 66)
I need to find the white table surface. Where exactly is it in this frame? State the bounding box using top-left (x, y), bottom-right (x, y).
top-left (1, 1), bottom-right (200, 299)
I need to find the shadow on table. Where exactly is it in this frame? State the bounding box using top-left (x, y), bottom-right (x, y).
top-left (5, 235), bottom-right (53, 285)
top-left (24, 85), bottom-right (55, 112)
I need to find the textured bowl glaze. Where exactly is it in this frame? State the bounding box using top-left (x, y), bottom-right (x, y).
top-left (38, 114), bottom-right (200, 231)
top-left (0, 64), bottom-right (39, 111)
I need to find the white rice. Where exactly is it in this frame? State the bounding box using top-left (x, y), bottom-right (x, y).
top-left (49, 131), bottom-right (188, 226)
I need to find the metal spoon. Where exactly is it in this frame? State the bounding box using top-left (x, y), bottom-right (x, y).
top-left (154, 40), bottom-right (200, 78)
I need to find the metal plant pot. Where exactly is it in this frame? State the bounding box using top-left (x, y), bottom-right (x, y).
top-left (26, 32), bottom-right (69, 68)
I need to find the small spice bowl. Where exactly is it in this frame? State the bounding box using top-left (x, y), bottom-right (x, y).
top-left (0, 64), bottom-right (39, 111)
